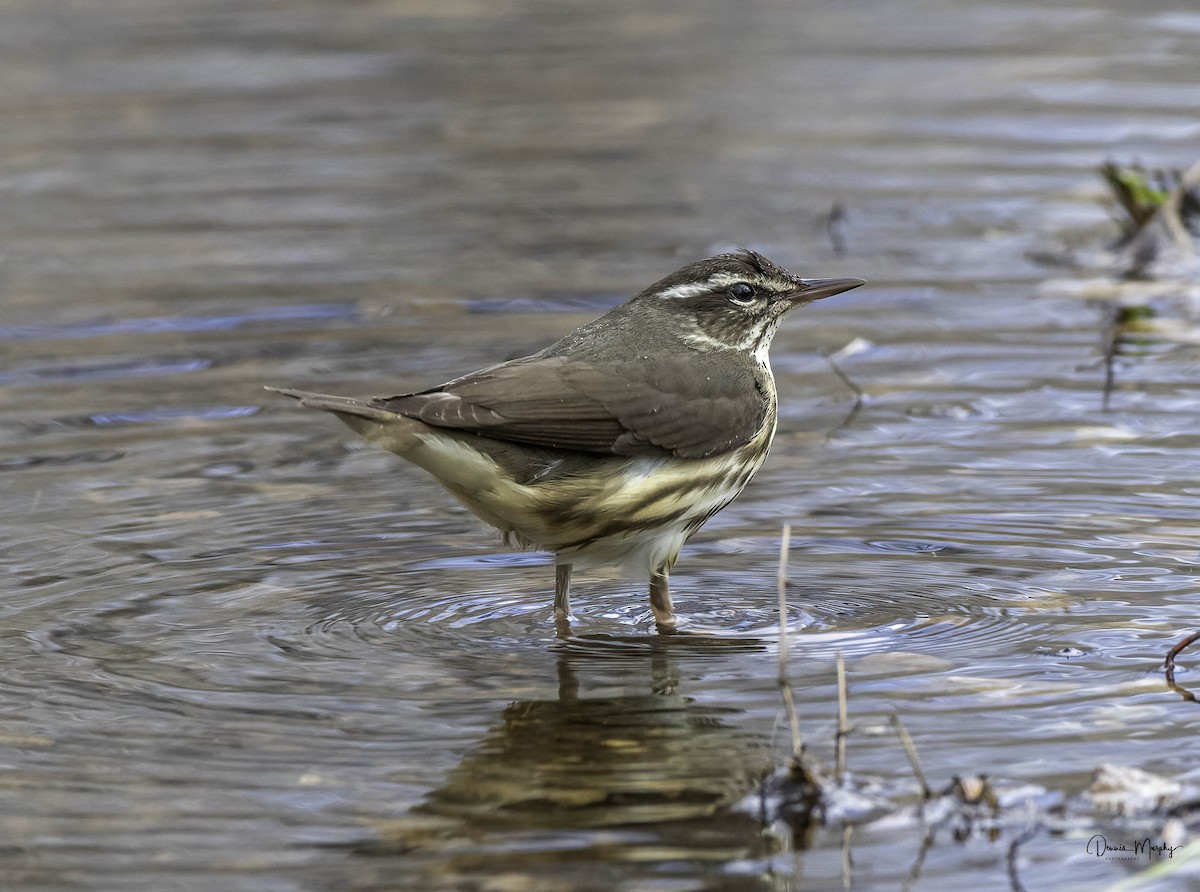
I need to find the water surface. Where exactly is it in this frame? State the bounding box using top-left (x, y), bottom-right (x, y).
top-left (2, 1), bottom-right (1199, 889)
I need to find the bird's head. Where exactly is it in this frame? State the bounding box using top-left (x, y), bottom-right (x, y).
top-left (634, 250), bottom-right (864, 358)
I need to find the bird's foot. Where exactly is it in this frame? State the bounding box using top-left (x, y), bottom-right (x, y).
top-left (553, 608), bottom-right (573, 639)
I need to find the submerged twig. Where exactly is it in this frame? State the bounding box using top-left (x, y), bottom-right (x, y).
top-left (1096, 302), bottom-right (1165, 410)
top-left (835, 652), bottom-right (849, 785)
top-left (891, 714), bottom-right (933, 800)
top-left (1164, 629), bottom-right (1200, 703)
top-left (824, 339), bottom-right (869, 437)
top-left (901, 830), bottom-right (935, 892)
top-left (1100, 304), bottom-right (1120, 411)
top-left (1006, 824), bottom-right (1040, 892)
top-left (826, 200), bottom-right (847, 255)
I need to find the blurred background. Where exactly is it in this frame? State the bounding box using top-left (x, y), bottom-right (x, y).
top-left (2, 1), bottom-right (1199, 890)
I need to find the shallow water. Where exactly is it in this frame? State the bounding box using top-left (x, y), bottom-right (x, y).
top-left (2, 1), bottom-right (1199, 890)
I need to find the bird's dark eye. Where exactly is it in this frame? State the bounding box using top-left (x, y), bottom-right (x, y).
top-left (728, 283), bottom-right (756, 304)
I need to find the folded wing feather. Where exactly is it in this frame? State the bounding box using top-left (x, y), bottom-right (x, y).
top-left (373, 353), bottom-right (767, 460)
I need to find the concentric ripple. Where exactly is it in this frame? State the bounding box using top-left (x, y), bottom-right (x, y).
top-left (259, 556), bottom-right (1084, 668)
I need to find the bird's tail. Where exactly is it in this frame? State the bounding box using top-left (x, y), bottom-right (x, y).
top-left (264, 386), bottom-right (404, 439)
top-left (266, 385), bottom-right (517, 522)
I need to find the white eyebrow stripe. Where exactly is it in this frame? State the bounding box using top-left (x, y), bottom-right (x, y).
top-left (657, 272), bottom-right (774, 300)
top-left (705, 272), bottom-right (753, 288)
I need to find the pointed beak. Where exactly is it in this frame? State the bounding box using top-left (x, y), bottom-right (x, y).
top-left (790, 276), bottom-right (866, 303)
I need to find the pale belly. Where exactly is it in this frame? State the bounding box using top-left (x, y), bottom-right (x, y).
top-left (448, 433), bottom-right (774, 574)
top-left (382, 408), bottom-right (778, 575)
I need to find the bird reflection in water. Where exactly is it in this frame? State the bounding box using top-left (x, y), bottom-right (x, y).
top-left (354, 642), bottom-right (796, 888)
top-left (418, 643), bottom-right (758, 829)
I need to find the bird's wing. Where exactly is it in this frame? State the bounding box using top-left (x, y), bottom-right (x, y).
top-left (373, 353), bottom-right (767, 459)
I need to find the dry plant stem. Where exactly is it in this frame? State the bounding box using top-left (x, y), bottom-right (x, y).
top-left (891, 713), bottom-right (933, 800)
top-left (835, 652), bottom-right (849, 785)
top-left (840, 824), bottom-right (853, 891)
top-left (777, 524), bottom-right (804, 761)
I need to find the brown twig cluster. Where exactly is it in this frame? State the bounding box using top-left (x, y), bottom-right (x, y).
top-left (759, 530), bottom-right (1200, 889)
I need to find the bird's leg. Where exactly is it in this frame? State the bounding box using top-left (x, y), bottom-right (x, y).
top-left (554, 562), bottom-right (573, 638)
top-left (554, 562), bottom-right (573, 617)
top-left (649, 564), bottom-right (677, 631)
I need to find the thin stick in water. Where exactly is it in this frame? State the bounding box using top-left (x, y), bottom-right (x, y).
top-left (840, 824), bottom-right (854, 890)
top-left (777, 524), bottom-right (804, 760)
top-left (891, 713), bottom-right (933, 800)
top-left (1165, 629), bottom-right (1200, 678)
top-left (835, 651), bottom-right (849, 784)
top-left (1165, 629), bottom-right (1200, 702)
top-left (1100, 304), bottom-right (1121, 412)
top-left (823, 345), bottom-right (866, 437)
top-left (1006, 824), bottom-right (1040, 892)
